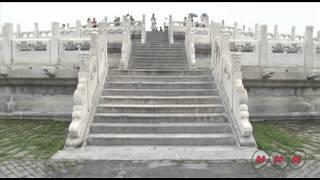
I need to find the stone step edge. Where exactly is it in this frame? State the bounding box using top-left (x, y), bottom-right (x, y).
top-left (104, 82), bottom-right (215, 85)
top-left (103, 89), bottom-right (218, 92)
top-left (94, 113), bottom-right (227, 117)
top-left (52, 146), bottom-right (257, 160)
top-left (88, 133), bottom-right (235, 138)
top-left (109, 69), bottom-right (210, 72)
top-left (96, 104), bottom-right (224, 108)
top-left (91, 123), bottom-right (230, 127)
top-left (99, 95), bottom-right (219, 99)
top-left (107, 75), bottom-right (212, 78)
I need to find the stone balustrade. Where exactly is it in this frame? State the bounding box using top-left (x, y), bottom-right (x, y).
top-left (65, 31), bottom-right (108, 147)
top-left (211, 26), bottom-right (254, 146)
top-left (0, 16), bottom-right (146, 74)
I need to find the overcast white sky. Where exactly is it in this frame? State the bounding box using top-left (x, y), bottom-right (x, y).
top-left (1, 2), bottom-right (320, 35)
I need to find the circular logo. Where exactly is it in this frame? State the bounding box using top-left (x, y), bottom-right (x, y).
top-left (270, 151), bottom-right (288, 170)
top-left (289, 149), bottom-right (306, 170)
top-left (251, 150), bottom-right (270, 169)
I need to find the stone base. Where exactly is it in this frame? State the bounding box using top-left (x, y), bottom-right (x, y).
top-left (52, 146), bottom-right (257, 161)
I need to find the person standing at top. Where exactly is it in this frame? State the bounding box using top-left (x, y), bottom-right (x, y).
top-left (159, 27), bottom-right (163, 32)
top-left (151, 13), bottom-right (157, 31)
top-left (130, 16), bottom-right (135, 25)
top-left (183, 17), bottom-right (187, 26)
top-left (92, 18), bottom-right (97, 28)
top-left (163, 17), bottom-right (168, 31)
top-left (87, 18), bottom-right (92, 28)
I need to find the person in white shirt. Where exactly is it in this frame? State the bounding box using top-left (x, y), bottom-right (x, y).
top-left (164, 17), bottom-right (168, 31)
top-left (151, 13), bottom-right (157, 31)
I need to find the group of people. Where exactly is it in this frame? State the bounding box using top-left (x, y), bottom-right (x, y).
top-left (113, 14), bottom-right (136, 26)
top-left (182, 15), bottom-right (207, 27)
top-left (60, 13), bottom-right (208, 31)
top-left (151, 13), bottom-right (168, 32)
top-left (87, 17), bottom-right (98, 28)
top-left (150, 13), bottom-right (208, 32)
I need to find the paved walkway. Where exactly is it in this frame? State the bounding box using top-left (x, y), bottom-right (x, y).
top-left (0, 160), bottom-right (286, 178)
top-left (0, 159), bottom-right (319, 178)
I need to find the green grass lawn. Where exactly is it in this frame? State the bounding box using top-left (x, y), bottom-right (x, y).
top-left (0, 119), bottom-right (69, 161)
top-left (252, 121), bottom-right (315, 159)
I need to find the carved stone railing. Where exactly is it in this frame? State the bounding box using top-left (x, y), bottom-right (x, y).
top-left (119, 20), bottom-right (132, 70)
top-left (185, 20), bottom-right (196, 68)
top-left (211, 33), bottom-right (255, 146)
top-left (107, 22), bottom-right (123, 27)
top-left (81, 28), bottom-right (99, 38)
top-left (168, 15), bottom-right (174, 44)
top-left (173, 21), bottom-right (186, 32)
top-left (65, 31), bottom-right (108, 147)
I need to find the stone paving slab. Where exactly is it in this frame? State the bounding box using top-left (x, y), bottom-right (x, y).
top-left (52, 146), bottom-right (257, 161)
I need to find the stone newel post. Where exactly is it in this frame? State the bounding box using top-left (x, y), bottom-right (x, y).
top-left (169, 15), bottom-right (174, 44)
top-left (233, 22), bottom-right (238, 39)
top-left (76, 20), bottom-right (81, 38)
top-left (141, 14), bottom-right (146, 44)
top-left (291, 26), bottom-right (296, 41)
top-left (259, 25), bottom-right (268, 67)
top-left (2, 23), bottom-right (13, 65)
top-left (210, 22), bottom-right (221, 70)
top-left (34, 23), bottom-right (39, 39)
top-left (317, 31), bottom-right (320, 42)
top-left (51, 22), bottom-right (60, 65)
top-left (273, 25), bottom-right (279, 40)
top-left (304, 26), bottom-right (314, 71)
top-left (254, 24), bottom-right (259, 40)
top-left (16, 24), bottom-right (21, 39)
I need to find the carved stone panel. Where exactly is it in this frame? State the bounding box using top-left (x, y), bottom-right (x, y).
top-left (272, 43), bottom-right (302, 54)
top-left (229, 41), bottom-right (256, 53)
top-left (107, 28), bottom-right (124, 34)
top-left (16, 41), bottom-right (47, 51)
top-left (63, 40), bottom-right (90, 51)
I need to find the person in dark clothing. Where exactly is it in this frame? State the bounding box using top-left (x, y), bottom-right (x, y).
top-left (92, 18), bottom-right (97, 28)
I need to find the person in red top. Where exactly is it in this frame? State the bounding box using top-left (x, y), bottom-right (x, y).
top-left (92, 18), bottom-right (97, 28)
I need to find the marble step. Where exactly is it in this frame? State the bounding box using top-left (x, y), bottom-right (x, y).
top-left (106, 75), bottom-right (213, 82)
top-left (95, 104), bottom-right (225, 113)
top-left (108, 69), bottom-right (211, 76)
top-left (102, 89), bottom-right (219, 96)
top-left (90, 123), bottom-right (232, 134)
top-left (98, 96), bottom-right (222, 104)
top-left (130, 61), bottom-right (186, 65)
top-left (104, 82), bottom-right (216, 89)
top-left (129, 65), bottom-right (188, 69)
top-left (87, 133), bottom-right (236, 146)
top-left (94, 113), bottom-right (228, 123)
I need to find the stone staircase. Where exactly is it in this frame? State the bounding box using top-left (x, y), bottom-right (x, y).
top-left (53, 31), bottom-right (256, 160)
top-left (87, 68), bottom-right (237, 146)
top-left (86, 31), bottom-right (239, 148)
top-left (129, 32), bottom-right (187, 69)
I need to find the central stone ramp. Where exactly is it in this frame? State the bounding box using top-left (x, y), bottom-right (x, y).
top-left (86, 68), bottom-right (238, 147)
